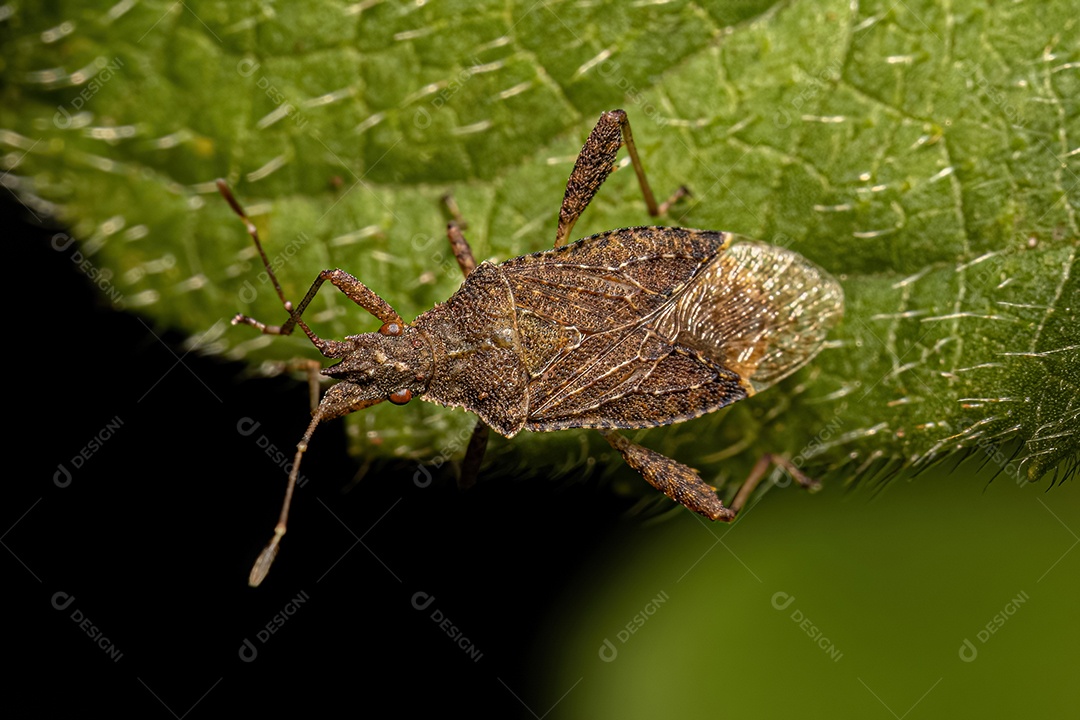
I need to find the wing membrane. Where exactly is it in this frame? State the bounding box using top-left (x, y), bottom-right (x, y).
top-left (658, 241), bottom-right (844, 392)
top-left (499, 228), bottom-right (843, 430)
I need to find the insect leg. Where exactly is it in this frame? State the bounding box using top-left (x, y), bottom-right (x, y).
top-left (601, 430), bottom-right (736, 521)
top-left (440, 192), bottom-right (480, 278)
top-left (218, 180), bottom-right (404, 353)
top-left (446, 221), bottom-right (477, 278)
top-left (458, 421), bottom-right (490, 491)
top-left (606, 432), bottom-right (822, 521)
top-left (236, 269), bottom-right (404, 355)
top-left (555, 109), bottom-right (689, 248)
top-left (726, 454), bottom-right (821, 515)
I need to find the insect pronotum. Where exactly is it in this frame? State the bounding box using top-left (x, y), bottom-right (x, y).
top-left (219, 109), bottom-right (844, 586)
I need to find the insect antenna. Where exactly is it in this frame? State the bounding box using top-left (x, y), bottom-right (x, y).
top-left (216, 179), bottom-right (324, 586)
top-left (248, 411), bottom-right (323, 587)
top-left (218, 181), bottom-right (399, 585)
top-left (248, 387), bottom-right (383, 586)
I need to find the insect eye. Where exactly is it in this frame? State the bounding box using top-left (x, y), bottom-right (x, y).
top-left (388, 389), bottom-right (412, 405)
top-left (379, 322), bottom-right (403, 336)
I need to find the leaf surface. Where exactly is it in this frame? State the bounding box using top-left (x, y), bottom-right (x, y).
top-left (2, 0), bottom-right (1076, 488)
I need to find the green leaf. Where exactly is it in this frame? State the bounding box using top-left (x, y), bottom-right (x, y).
top-left (2, 0), bottom-right (1077, 491)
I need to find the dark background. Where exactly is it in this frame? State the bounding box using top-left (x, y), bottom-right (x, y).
top-left (8, 192), bottom-right (1080, 718)
top-left (6, 192), bottom-right (626, 717)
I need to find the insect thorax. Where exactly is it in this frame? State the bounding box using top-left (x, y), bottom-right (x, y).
top-left (415, 262), bottom-right (530, 437)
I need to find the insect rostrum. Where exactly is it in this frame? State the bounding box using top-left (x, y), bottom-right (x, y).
top-left (220, 109), bottom-right (844, 586)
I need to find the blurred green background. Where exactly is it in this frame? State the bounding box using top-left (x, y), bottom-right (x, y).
top-left (540, 461), bottom-right (1078, 718)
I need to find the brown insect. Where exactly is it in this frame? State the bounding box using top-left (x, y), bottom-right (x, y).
top-left (218, 109), bottom-right (844, 586)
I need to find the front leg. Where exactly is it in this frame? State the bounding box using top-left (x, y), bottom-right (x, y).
top-left (233, 268), bottom-right (404, 354)
top-left (219, 180), bottom-right (404, 354)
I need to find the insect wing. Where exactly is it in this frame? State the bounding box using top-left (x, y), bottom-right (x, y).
top-left (500, 227), bottom-right (740, 429)
top-left (501, 226), bottom-right (727, 334)
top-left (668, 240), bottom-right (844, 394)
top-left (499, 229), bottom-right (842, 431)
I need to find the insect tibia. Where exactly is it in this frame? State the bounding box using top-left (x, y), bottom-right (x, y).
top-left (248, 526), bottom-right (285, 587)
top-left (601, 430), bottom-right (736, 521)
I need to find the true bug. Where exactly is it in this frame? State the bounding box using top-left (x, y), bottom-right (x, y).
top-left (219, 110), bottom-right (844, 586)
